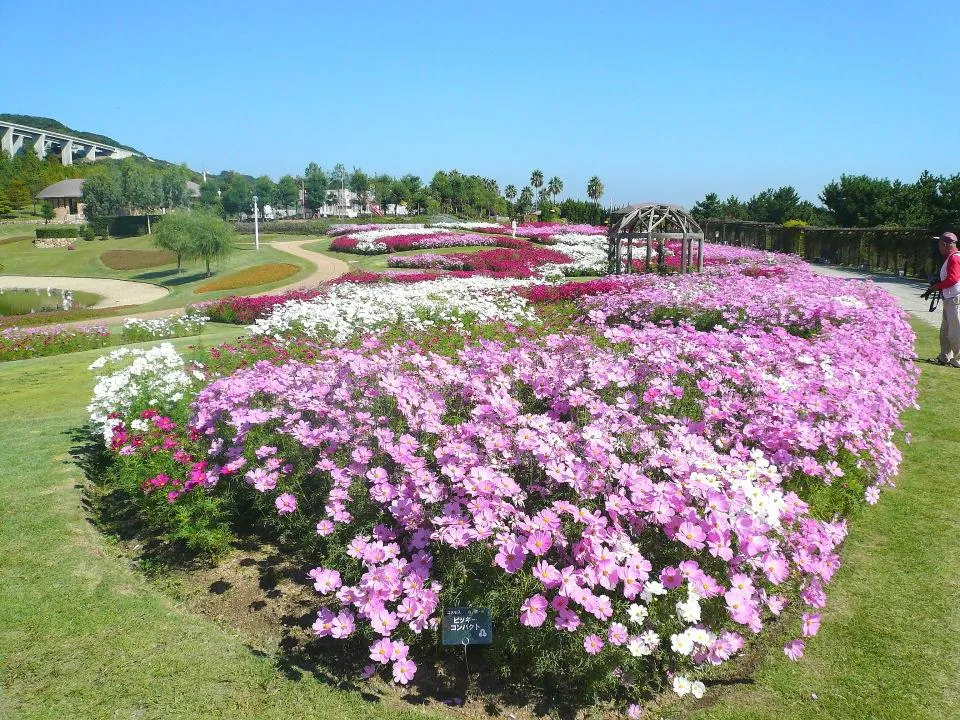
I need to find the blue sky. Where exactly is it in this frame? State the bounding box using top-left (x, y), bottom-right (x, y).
top-left (5, 1), bottom-right (959, 206)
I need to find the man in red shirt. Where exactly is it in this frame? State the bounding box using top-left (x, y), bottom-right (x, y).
top-left (930, 231), bottom-right (960, 367)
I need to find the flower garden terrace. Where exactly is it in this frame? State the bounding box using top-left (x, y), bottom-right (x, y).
top-left (88, 243), bottom-right (918, 717)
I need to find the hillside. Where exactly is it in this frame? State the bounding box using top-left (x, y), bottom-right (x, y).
top-left (0, 114), bottom-right (141, 153)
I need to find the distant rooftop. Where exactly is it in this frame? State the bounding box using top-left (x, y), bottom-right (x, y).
top-left (36, 178), bottom-right (85, 199)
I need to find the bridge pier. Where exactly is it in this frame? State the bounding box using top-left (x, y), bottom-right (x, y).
top-left (60, 139), bottom-right (74, 165)
top-left (1, 126), bottom-right (11, 157)
top-left (84, 144), bottom-right (97, 162)
top-left (34, 133), bottom-right (46, 159)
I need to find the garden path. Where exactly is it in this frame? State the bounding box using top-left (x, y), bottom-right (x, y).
top-left (51, 238), bottom-right (348, 328)
top-left (807, 263), bottom-right (939, 327)
top-left (0, 274), bottom-right (169, 308)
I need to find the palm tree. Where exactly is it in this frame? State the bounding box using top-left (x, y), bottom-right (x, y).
top-left (547, 176), bottom-right (563, 204)
top-left (504, 184), bottom-right (517, 202)
top-left (530, 170), bottom-right (544, 193)
top-left (587, 176), bottom-right (604, 207)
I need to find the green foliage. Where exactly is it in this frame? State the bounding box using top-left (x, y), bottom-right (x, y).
top-left (160, 164), bottom-right (191, 209)
top-left (6, 177), bottom-right (31, 210)
top-left (219, 171), bottom-right (253, 219)
top-left (274, 174), bottom-right (299, 213)
top-left (40, 201), bottom-right (55, 223)
top-left (155, 211), bottom-right (236, 276)
top-left (81, 225), bottom-right (96, 242)
top-left (587, 175), bottom-right (604, 205)
top-left (35, 226), bottom-right (79, 239)
top-left (304, 163), bottom-right (329, 212)
top-left (0, 191), bottom-right (13, 218)
top-left (81, 173), bottom-right (123, 219)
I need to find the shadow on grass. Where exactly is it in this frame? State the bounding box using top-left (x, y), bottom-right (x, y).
top-left (66, 423), bottom-right (611, 719)
top-left (133, 270), bottom-right (210, 286)
top-left (133, 268), bottom-right (180, 281)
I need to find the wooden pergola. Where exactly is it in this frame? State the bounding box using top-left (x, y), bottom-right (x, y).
top-left (607, 203), bottom-right (705, 274)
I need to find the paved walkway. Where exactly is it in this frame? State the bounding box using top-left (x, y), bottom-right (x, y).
top-left (808, 263), bottom-right (940, 328)
top-left (0, 275), bottom-right (169, 309)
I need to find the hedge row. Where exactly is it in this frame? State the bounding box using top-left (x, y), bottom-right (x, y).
top-left (35, 226), bottom-right (79, 239)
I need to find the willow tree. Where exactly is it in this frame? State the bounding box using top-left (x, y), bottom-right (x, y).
top-left (154, 211), bottom-right (235, 275)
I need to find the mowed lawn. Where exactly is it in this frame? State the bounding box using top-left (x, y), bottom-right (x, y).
top-left (0, 320), bottom-right (956, 719)
top-left (0, 233), bottom-right (318, 322)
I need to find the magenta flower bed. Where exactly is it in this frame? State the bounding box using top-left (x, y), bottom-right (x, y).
top-left (193, 289), bottom-right (323, 325)
top-left (515, 222), bottom-right (607, 241)
top-left (331, 232), bottom-right (527, 254)
top-left (0, 324), bottom-right (110, 362)
top-left (388, 247), bottom-right (572, 276)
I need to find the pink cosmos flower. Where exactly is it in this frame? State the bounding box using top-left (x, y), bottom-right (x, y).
top-left (801, 613), bottom-right (821, 638)
top-left (392, 657), bottom-right (417, 685)
top-left (275, 492), bottom-right (297, 514)
top-left (330, 611), bottom-right (355, 638)
top-left (316, 519), bottom-right (335, 536)
top-left (864, 486), bottom-right (880, 505)
top-left (520, 594), bottom-right (548, 627)
top-left (525, 530), bottom-right (553, 556)
top-left (360, 664), bottom-right (376, 679)
top-left (660, 566), bottom-right (684, 589)
top-left (370, 638), bottom-right (394, 665)
top-left (583, 634), bottom-right (604, 655)
top-left (532, 560), bottom-right (562, 588)
top-left (608, 622), bottom-right (629, 646)
top-left (676, 521), bottom-right (707, 549)
top-left (784, 639), bottom-right (804, 660)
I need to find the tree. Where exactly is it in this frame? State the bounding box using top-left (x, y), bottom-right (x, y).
top-left (40, 201), bottom-right (55, 224)
top-left (303, 163), bottom-right (329, 215)
top-left (253, 175), bottom-right (275, 218)
top-left (0, 191), bottom-right (13, 218)
top-left (153, 212), bottom-right (193, 271)
top-left (275, 175), bottom-right (299, 215)
top-left (219, 172), bottom-right (253, 220)
top-left (198, 179), bottom-right (222, 214)
top-left (81, 173), bottom-right (123, 219)
top-left (6, 177), bottom-right (31, 210)
top-left (504, 184), bottom-right (517, 202)
top-left (547, 176), bottom-right (563, 204)
top-left (819, 174), bottom-right (897, 227)
top-left (119, 160), bottom-right (159, 224)
top-left (587, 176), bottom-right (604, 206)
top-left (745, 186), bottom-right (802, 224)
top-left (691, 192), bottom-right (723, 223)
top-left (154, 211), bottom-right (236, 276)
top-left (160, 165), bottom-right (191, 209)
top-left (720, 195), bottom-right (748, 220)
top-left (530, 169), bottom-right (544, 192)
top-left (349, 168), bottom-right (370, 213)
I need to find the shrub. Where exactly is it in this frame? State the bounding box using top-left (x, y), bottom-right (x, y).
top-left (100, 249), bottom-right (177, 270)
top-left (192, 263), bottom-right (300, 293)
top-left (81, 225), bottom-right (96, 242)
top-left (35, 226), bottom-right (79, 239)
top-left (235, 219), bottom-right (331, 235)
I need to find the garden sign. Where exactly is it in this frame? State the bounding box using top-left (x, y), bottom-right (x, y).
top-left (442, 607), bottom-right (493, 646)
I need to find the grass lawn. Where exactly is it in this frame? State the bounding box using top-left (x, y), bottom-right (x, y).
top-left (0, 327), bottom-right (439, 720)
top-left (680, 320), bottom-right (960, 720)
top-left (0, 319), bottom-right (956, 719)
top-left (0, 235), bottom-right (319, 323)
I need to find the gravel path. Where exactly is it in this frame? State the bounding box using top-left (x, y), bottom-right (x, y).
top-left (31, 239), bottom-right (348, 328)
top-left (0, 275), bottom-right (168, 309)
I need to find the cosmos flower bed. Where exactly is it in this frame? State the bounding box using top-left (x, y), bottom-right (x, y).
top-left (192, 289), bottom-right (323, 325)
top-left (121, 313), bottom-right (208, 342)
top-left (387, 247), bottom-right (572, 276)
top-left (331, 229), bottom-right (525, 255)
top-left (88, 256), bottom-right (917, 714)
top-left (1, 324), bottom-right (110, 362)
top-left (514, 222), bottom-right (607, 241)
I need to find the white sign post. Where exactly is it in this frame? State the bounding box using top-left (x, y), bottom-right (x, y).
top-left (252, 195), bottom-right (260, 251)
